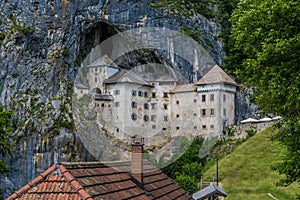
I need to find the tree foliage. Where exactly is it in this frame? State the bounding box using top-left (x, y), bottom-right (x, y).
top-left (229, 0), bottom-right (300, 186)
top-left (0, 106), bottom-right (13, 173)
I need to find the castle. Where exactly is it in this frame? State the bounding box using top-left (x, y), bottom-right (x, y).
top-left (74, 55), bottom-right (236, 146)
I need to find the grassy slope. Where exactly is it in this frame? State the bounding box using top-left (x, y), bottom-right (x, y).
top-left (203, 127), bottom-right (299, 200)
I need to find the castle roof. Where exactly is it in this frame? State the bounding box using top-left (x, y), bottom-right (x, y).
top-left (7, 161), bottom-right (191, 200)
top-left (195, 65), bottom-right (236, 86)
top-left (169, 84), bottom-right (197, 93)
top-left (87, 54), bottom-right (119, 69)
top-left (104, 69), bottom-right (152, 86)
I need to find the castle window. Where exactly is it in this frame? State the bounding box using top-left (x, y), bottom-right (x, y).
top-left (144, 115), bottom-right (149, 121)
top-left (131, 113), bottom-right (137, 120)
top-left (95, 67), bottom-right (98, 72)
top-left (164, 116), bottom-right (168, 121)
top-left (194, 126), bottom-right (197, 130)
top-left (193, 113), bottom-right (197, 117)
top-left (210, 125), bottom-right (214, 129)
top-left (202, 95), bottom-right (206, 102)
top-left (150, 103), bottom-right (156, 109)
top-left (176, 114), bottom-right (180, 118)
top-left (152, 92), bottom-right (156, 98)
top-left (201, 109), bottom-right (206, 116)
top-left (176, 127), bottom-right (180, 130)
top-left (95, 77), bottom-right (97, 82)
top-left (223, 94), bottom-right (226, 102)
top-left (194, 99), bottom-right (197, 103)
top-left (80, 90), bottom-right (83, 94)
top-left (162, 127), bottom-right (167, 130)
top-left (223, 108), bottom-right (227, 116)
top-left (138, 91), bottom-right (143, 96)
top-left (116, 128), bottom-right (119, 132)
top-left (101, 103), bottom-right (105, 107)
top-left (131, 101), bottom-right (137, 108)
top-left (114, 102), bottom-right (120, 107)
top-left (132, 90), bottom-right (137, 96)
top-left (202, 125), bottom-right (207, 129)
top-left (114, 90), bottom-right (120, 95)
top-left (152, 125), bottom-right (156, 129)
top-left (163, 92), bottom-right (168, 98)
top-left (151, 115), bottom-right (156, 121)
top-left (144, 92), bottom-right (148, 98)
top-left (210, 94), bottom-right (214, 101)
top-left (164, 104), bottom-right (168, 110)
top-left (210, 108), bottom-right (215, 116)
top-left (144, 103), bottom-right (149, 109)
top-left (176, 100), bottom-right (179, 104)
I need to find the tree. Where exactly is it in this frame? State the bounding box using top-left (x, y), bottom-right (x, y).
top-left (0, 106), bottom-right (13, 173)
top-left (229, 0), bottom-right (300, 187)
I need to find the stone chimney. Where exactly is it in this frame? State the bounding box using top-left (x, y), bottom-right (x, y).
top-left (131, 135), bottom-right (144, 185)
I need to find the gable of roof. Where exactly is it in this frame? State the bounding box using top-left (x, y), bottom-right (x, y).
top-left (104, 70), bottom-right (152, 86)
top-left (8, 161), bottom-right (191, 200)
top-left (192, 183), bottom-right (227, 200)
top-left (195, 65), bottom-right (236, 86)
top-left (87, 55), bottom-right (119, 69)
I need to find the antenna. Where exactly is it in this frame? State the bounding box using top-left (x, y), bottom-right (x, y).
top-left (216, 150), bottom-right (219, 186)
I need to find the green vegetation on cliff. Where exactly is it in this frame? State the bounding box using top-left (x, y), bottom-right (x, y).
top-left (203, 127), bottom-right (299, 199)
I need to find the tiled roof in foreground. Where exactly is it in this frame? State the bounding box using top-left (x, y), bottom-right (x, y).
top-left (7, 160), bottom-right (191, 200)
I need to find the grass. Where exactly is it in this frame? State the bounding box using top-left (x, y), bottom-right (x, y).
top-left (203, 127), bottom-right (299, 200)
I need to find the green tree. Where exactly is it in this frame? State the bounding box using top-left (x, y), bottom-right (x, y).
top-left (229, 0), bottom-right (300, 187)
top-left (0, 106), bottom-right (14, 173)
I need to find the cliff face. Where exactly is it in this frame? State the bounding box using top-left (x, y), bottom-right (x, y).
top-left (0, 0), bottom-right (225, 197)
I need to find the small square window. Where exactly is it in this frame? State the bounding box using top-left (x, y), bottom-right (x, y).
top-left (176, 114), bottom-right (180, 118)
top-left (131, 113), bottom-right (137, 120)
top-left (114, 90), bottom-right (120, 95)
top-left (144, 92), bottom-right (148, 98)
top-left (164, 104), bottom-right (168, 110)
top-left (152, 125), bottom-right (156, 129)
top-left (176, 100), bottom-right (179, 104)
top-left (150, 103), bottom-right (156, 109)
top-left (194, 126), bottom-right (197, 130)
top-left (202, 125), bottom-right (207, 129)
top-left (114, 102), bottom-right (120, 107)
top-left (131, 101), bottom-right (137, 108)
top-left (132, 90), bottom-right (137, 96)
top-left (144, 103), bottom-right (149, 109)
top-left (176, 127), bottom-right (180, 130)
top-left (144, 115), bottom-right (149, 121)
top-left (101, 103), bottom-right (105, 107)
top-left (210, 125), bottom-right (214, 129)
top-left (194, 99), bottom-right (197, 103)
top-left (163, 93), bottom-right (168, 98)
top-left (138, 91), bottom-right (143, 96)
top-left (151, 115), bottom-right (156, 121)
top-left (193, 113), bottom-right (197, 117)
top-left (152, 92), bottom-right (156, 98)
top-left (162, 127), bottom-right (167, 130)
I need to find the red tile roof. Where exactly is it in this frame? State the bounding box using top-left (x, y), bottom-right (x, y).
top-left (7, 161), bottom-right (191, 200)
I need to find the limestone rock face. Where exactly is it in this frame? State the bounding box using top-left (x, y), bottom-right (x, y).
top-left (0, 0), bottom-right (227, 197)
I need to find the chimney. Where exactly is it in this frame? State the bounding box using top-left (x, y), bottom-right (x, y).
top-left (131, 135), bottom-right (144, 185)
